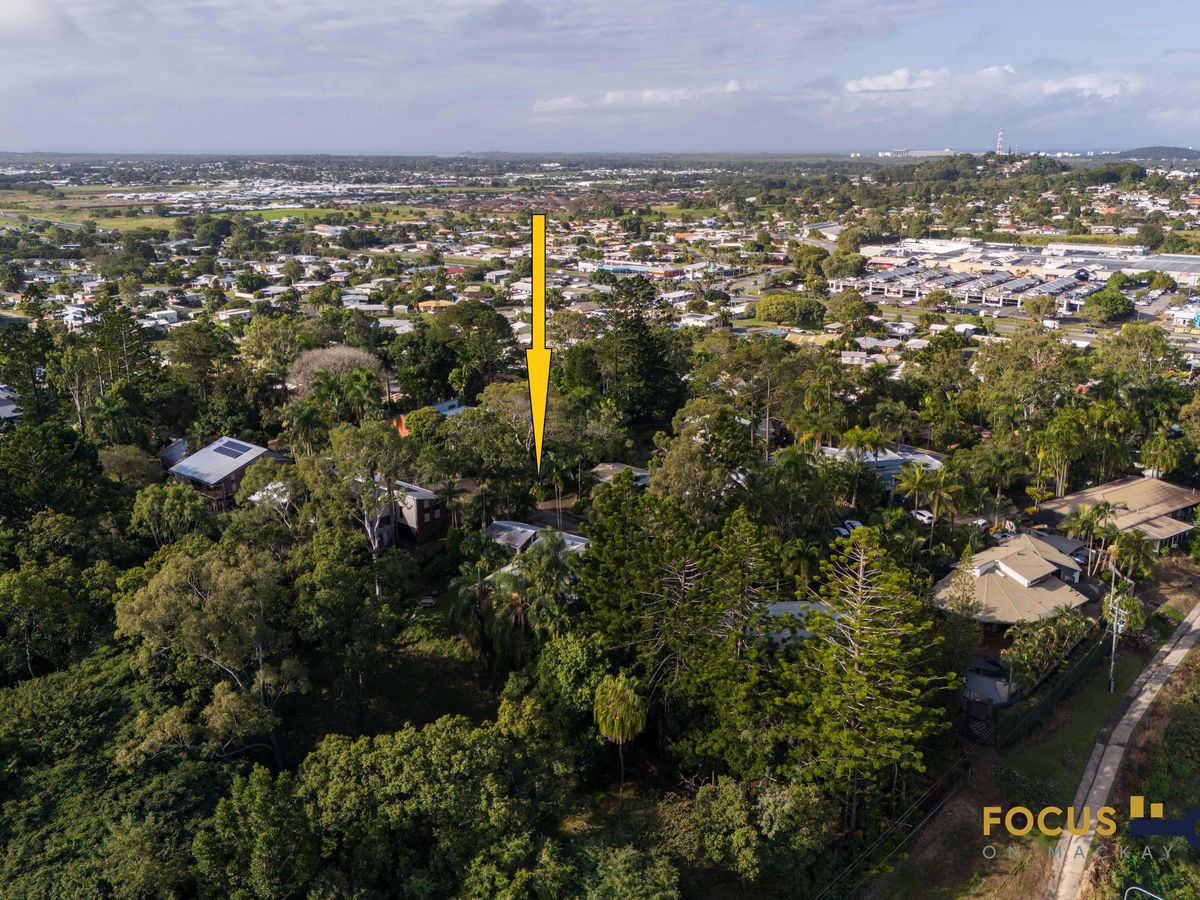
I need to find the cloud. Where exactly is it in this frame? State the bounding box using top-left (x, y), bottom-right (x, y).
top-left (5, 0), bottom-right (79, 39)
top-left (532, 80), bottom-right (747, 121)
top-left (0, 0), bottom-right (1186, 153)
top-left (1041, 74), bottom-right (1134, 100)
top-left (530, 96), bottom-right (589, 114)
top-left (845, 67), bottom-right (951, 93)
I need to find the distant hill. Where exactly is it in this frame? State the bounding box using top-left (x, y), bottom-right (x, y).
top-left (1119, 146), bottom-right (1200, 160)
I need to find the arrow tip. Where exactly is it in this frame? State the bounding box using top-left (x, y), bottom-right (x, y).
top-left (526, 347), bottom-right (551, 473)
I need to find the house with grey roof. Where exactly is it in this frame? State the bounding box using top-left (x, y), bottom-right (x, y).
top-left (168, 436), bottom-right (275, 510)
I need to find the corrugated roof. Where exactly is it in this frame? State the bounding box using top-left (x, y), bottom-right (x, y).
top-left (169, 436), bottom-right (269, 486)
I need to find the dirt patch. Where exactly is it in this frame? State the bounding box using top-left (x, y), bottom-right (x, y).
top-left (1140, 556), bottom-right (1200, 617)
top-left (860, 781), bottom-right (1054, 900)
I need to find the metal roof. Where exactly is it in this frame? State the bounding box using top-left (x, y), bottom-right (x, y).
top-left (169, 436), bottom-right (269, 486)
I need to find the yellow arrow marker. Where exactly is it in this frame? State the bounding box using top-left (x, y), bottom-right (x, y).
top-left (526, 213), bottom-right (551, 473)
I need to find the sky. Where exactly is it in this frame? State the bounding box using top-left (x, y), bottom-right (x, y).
top-left (4, 0), bottom-right (1199, 155)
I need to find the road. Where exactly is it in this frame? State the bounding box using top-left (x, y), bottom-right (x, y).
top-left (1046, 599), bottom-right (1200, 900)
top-left (0, 211), bottom-right (90, 231)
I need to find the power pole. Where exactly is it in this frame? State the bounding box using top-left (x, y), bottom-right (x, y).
top-left (1107, 566), bottom-right (1130, 694)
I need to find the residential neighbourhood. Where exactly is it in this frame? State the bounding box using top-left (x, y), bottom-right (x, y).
top-left (6, 9), bottom-right (1200, 895)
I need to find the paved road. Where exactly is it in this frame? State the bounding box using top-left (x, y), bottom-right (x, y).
top-left (1047, 600), bottom-right (1200, 900)
top-left (0, 211), bottom-right (89, 230)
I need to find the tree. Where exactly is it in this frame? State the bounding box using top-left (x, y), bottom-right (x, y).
top-left (1140, 429), bottom-right (1183, 478)
top-left (0, 562), bottom-right (93, 681)
top-left (193, 766), bottom-right (320, 899)
top-left (780, 530), bottom-right (948, 829)
top-left (593, 672), bottom-right (647, 797)
top-left (584, 845), bottom-right (679, 900)
top-left (0, 421), bottom-right (103, 523)
top-left (1001, 606), bottom-right (1089, 691)
top-left (387, 320), bottom-right (457, 406)
top-left (1081, 287), bottom-right (1133, 324)
top-left (1022, 294), bottom-right (1059, 322)
top-left (99, 444), bottom-right (163, 491)
top-left (309, 420), bottom-right (413, 597)
top-left (116, 544), bottom-right (307, 763)
top-left (1137, 222), bottom-right (1165, 250)
top-left (130, 483), bottom-right (216, 547)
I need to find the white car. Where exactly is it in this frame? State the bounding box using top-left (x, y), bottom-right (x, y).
top-left (911, 509), bottom-right (935, 525)
top-left (417, 596), bottom-right (437, 608)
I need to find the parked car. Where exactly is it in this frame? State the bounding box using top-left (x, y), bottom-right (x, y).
top-left (843, 519), bottom-right (865, 531)
top-left (911, 509), bottom-right (935, 525)
top-left (417, 596), bottom-right (437, 608)
top-left (832, 526), bottom-right (851, 539)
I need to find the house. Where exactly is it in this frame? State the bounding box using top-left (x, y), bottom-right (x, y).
top-left (169, 436), bottom-right (274, 510)
top-left (0, 385), bottom-right (22, 426)
top-left (818, 443), bottom-right (943, 494)
top-left (484, 520), bottom-right (590, 555)
top-left (932, 532), bottom-right (1091, 627)
top-left (590, 462), bottom-right (650, 489)
top-left (1037, 475), bottom-right (1200, 550)
top-left (392, 397), bottom-right (472, 437)
top-left (391, 480), bottom-right (448, 543)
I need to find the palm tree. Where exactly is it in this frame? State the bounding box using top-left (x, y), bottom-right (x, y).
top-left (344, 367), bottom-right (381, 424)
top-left (490, 571), bottom-right (534, 670)
top-left (1090, 501), bottom-right (1127, 577)
top-left (895, 462), bottom-right (934, 512)
top-left (310, 370), bottom-right (346, 423)
top-left (282, 398), bottom-right (322, 455)
top-left (1113, 529), bottom-right (1155, 584)
top-left (841, 425), bottom-right (885, 509)
top-left (1062, 505), bottom-right (1100, 563)
top-left (927, 467), bottom-right (965, 539)
top-left (1140, 429), bottom-right (1183, 479)
top-left (593, 672), bottom-right (648, 798)
top-left (451, 560), bottom-right (497, 667)
top-left (541, 452), bottom-right (569, 530)
top-left (435, 479), bottom-right (466, 528)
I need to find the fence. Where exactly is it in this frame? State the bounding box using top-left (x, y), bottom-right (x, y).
top-left (993, 633), bottom-right (1109, 748)
top-left (815, 754), bottom-right (971, 899)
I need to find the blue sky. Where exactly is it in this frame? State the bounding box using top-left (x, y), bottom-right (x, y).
top-left (4, 0), bottom-right (1197, 154)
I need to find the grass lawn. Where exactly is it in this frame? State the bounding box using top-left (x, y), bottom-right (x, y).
top-left (1001, 653), bottom-right (1144, 807)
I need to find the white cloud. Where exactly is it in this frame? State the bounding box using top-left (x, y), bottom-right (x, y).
top-left (4, 0), bottom-right (79, 38)
top-left (1041, 74), bottom-right (1134, 100)
top-left (530, 96), bottom-right (588, 114)
top-left (845, 67), bottom-right (950, 93)
top-left (532, 80), bottom-right (748, 120)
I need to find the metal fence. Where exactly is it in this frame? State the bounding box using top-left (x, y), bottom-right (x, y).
top-left (993, 634), bottom-right (1109, 748)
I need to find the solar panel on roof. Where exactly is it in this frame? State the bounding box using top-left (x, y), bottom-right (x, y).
top-left (222, 440), bottom-right (252, 454)
top-left (213, 445), bottom-right (245, 459)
